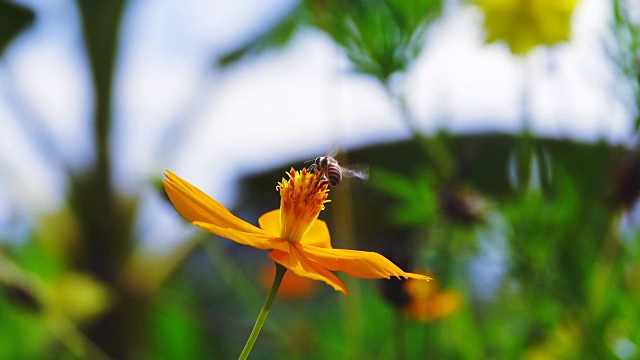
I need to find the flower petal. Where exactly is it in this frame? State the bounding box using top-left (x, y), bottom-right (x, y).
top-left (164, 170), bottom-right (272, 235)
top-left (258, 210), bottom-right (332, 248)
top-left (194, 222), bottom-right (289, 252)
top-left (299, 245), bottom-right (431, 281)
top-left (258, 209), bottom-right (280, 235)
top-left (300, 219), bottom-right (332, 248)
top-left (269, 244), bottom-right (348, 295)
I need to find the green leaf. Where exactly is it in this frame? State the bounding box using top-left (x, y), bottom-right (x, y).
top-left (217, 6), bottom-right (301, 68)
top-left (305, 0), bottom-right (442, 81)
top-left (369, 167), bottom-right (419, 201)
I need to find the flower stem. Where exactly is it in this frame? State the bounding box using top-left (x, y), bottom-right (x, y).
top-left (238, 263), bottom-right (286, 360)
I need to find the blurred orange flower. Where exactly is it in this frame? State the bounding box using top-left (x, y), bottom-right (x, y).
top-left (403, 271), bottom-right (462, 322)
top-left (260, 262), bottom-right (318, 299)
top-left (163, 168), bottom-right (429, 295)
top-left (475, 0), bottom-right (581, 55)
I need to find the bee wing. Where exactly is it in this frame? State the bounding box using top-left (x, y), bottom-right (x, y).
top-left (326, 145), bottom-right (339, 158)
top-left (306, 145), bottom-right (338, 165)
top-left (341, 164), bottom-right (369, 180)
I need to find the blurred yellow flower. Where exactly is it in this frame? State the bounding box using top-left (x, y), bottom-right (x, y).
top-left (475, 0), bottom-right (581, 55)
top-left (403, 271), bottom-right (462, 322)
top-left (48, 273), bottom-right (111, 322)
top-left (524, 319), bottom-right (581, 360)
top-left (163, 168), bottom-right (429, 295)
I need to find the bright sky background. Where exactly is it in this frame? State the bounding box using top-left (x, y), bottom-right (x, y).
top-left (0, 0), bottom-right (634, 248)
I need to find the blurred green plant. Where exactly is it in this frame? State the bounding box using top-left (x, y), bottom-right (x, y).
top-left (230, 128), bottom-right (640, 358)
top-left (0, 226), bottom-right (111, 359)
top-left (369, 168), bottom-right (439, 227)
top-left (612, 0), bottom-right (640, 132)
top-left (219, 0), bottom-right (442, 84)
top-left (307, 0), bottom-right (441, 82)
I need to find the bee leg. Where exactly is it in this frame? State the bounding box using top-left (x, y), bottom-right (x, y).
top-left (319, 175), bottom-right (330, 188)
top-left (312, 173), bottom-right (327, 189)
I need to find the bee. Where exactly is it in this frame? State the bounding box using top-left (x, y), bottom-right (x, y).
top-left (308, 151), bottom-right (369, 187)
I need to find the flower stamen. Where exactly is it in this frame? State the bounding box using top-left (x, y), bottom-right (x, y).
top-left (277, 167), bottom-right (330, 243)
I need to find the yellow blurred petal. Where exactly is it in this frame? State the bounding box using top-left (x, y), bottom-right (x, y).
top-left (258, 209), bottom-right (280, 235)
top-left (406, 290), bottom-right (463, 322)
top-left (476, 0), bottom-right (580, 55)
top-left (404, 271), bottom-right (439, 299)
top-left (300, 245), bottom-right (431, 281)
top-left (49, 273), bottom-right (111, 322)
top-left (164, 170), bottom-right (271, 235)
top-left (269, 244), bottom-right (348, 295)
top-left (194, 222), bottom-right (289, 252)
top-left (428, 291), bottom-right (462, 318)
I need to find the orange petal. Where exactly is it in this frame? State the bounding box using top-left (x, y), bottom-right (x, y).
top-left (300, 219), bottom-right (332, 248)
top-left (260, 262), bottom-right (318, 299)
top-left (194, 222), bottom-right (289, 252)
top-left (299, 245), bottom-right (431, 281)
top-left (258, 210), bottom-right (332, 248)
top-left (269, 244), bottom-right (348, 295)
top-left (164, 170), bottom-right (272, 235)
top-left (258, 209), bottom-right (280, 235)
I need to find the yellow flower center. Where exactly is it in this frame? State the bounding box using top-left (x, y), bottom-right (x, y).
top-left (276, 168), bottom-right (330, 243)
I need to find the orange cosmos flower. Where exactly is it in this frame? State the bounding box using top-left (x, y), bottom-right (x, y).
top-left (163, 168), bottom-right (429, 295)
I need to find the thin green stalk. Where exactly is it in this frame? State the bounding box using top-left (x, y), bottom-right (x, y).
top-left (385, 85), bottom-right (456, 181)
top-left (202, 237), bottom-right (261, 311)
top-left (238, 263), bottom-right (286, 360)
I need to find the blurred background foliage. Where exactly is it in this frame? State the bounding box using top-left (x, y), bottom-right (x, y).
top-left (1, 0), bottom-right (640, 359)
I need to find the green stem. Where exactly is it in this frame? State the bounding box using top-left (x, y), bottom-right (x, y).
top-left (385, 84), bottom-right (456, 181)
top-left (238, 263), bottom-right (286, 360)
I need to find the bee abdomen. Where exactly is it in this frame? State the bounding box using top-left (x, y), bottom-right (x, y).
top-left (327, 167), bottom-right (342, 186)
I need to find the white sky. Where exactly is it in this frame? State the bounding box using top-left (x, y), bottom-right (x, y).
top-left (0, 0), bottom-right (635, 248)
